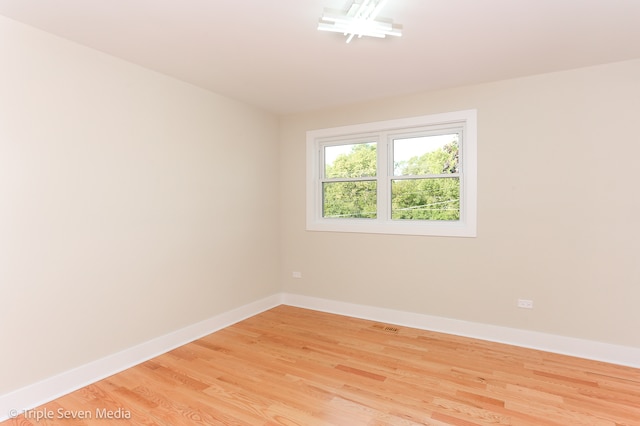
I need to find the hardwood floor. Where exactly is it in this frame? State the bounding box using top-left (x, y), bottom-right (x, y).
top-left (6, 305), bottom-right (640, 425)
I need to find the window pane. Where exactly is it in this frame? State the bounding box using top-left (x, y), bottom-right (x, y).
top-left (392, 178), bottom-right (460, 220)
top-left (325, 142), bottom-right (377, 179)
top-left (393, 134), bottom-right (459, 176)
top-left (323, 181), bottom-right (377, 219)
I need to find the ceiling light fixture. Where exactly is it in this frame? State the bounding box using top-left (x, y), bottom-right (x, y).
top-left (318, 0), bottom-right (402, 43)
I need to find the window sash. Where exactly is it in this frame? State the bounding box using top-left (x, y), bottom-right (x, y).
top-left (318, 127), bottom-right (464, 222)
top-left (390, 176), bottom-right (461, 221)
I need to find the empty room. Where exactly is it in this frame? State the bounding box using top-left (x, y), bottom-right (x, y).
top-left (1, 1), bottom-right (639, 425)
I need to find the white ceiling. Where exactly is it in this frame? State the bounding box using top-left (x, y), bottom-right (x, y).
top-left (1, 0), bottom-right (639, 115)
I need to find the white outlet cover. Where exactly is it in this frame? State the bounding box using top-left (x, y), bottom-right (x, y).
top-left (517, 299), bottom-right (534, 309)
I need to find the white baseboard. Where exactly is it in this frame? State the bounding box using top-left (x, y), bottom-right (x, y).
top-left (0, 294), bottom-right (283, 422)
top-left (3, 291), bottom-right (639, 422)
top-left (281, 293), bottom-right (640, 369)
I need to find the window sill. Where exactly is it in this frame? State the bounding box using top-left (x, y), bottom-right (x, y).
top-left (306, 218), bottom-right (476, 237)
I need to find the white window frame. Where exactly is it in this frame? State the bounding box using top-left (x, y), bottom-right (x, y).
top-left (306, 109), bottom-right (477, 237)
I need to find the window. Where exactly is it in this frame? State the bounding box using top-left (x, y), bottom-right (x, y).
top-left (306, 110), bottom-right (477, 237)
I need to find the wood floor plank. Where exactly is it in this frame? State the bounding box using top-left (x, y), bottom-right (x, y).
top-left (5, 305), bottom-right (640, 425)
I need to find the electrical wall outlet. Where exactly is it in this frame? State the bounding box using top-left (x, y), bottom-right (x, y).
top-left (292, 271), bottom-right (302, 279)
top-left (517, 299), bottom-right (534, 309)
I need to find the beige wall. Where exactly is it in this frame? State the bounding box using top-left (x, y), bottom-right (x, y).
top-left (0, 16), bottom-right (280, 394)
top-left (280, 59), bottom-right (640, 349)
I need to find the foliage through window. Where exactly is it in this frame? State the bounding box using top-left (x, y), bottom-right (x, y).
top-left (324, 142), bottom-right (377, 219)
top-left (307, 110), bottom-right (477, 237)
top-left (391, 134), bottom-right (460, 221)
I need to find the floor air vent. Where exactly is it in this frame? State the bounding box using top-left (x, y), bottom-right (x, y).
top-left (372, 324), bottom-right (399, 333)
